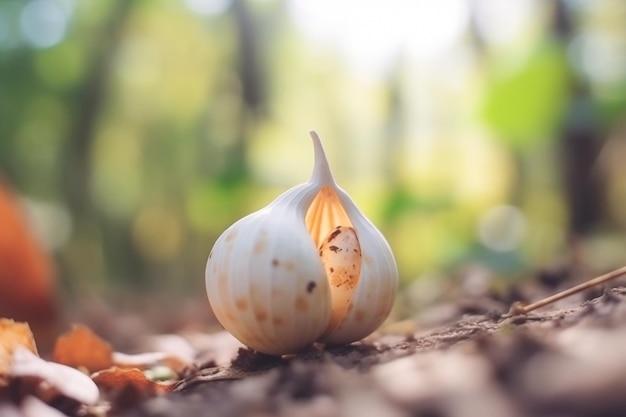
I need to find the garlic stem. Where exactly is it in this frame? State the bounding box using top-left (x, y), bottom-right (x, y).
top-left (309, 131), bottom-right (336, 187)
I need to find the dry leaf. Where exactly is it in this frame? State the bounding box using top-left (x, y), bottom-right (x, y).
top-left (92, 367), bottom-right (172, 394)
top-left (91, 367), bottom-right (172, 398)
top-left (11, 346), bottom-right (99, 405)
top-left (0, 181), bottom-right (58, 349)
top-left (52, 324), bottom-right (113, 373)
top-left (92, 367), bottom-right (169, 412)
top-left (91, 367), bottom-right (172, 411)
top-left (0, 319), bottom-right (38, 377)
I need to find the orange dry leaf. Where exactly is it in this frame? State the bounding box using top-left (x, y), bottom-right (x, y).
top-left (0, 319), bottom-right (38, 376)
top-left (52, 324), bottom-right (113, 373)
top-left (92, 367), bottom-right (172, 395)
top-left (0, 180), bottom-right (58, 349)
top-left (92, 367), bottom-right (172, 412)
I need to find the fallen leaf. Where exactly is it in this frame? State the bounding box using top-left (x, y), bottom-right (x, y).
top-left (92, 367), bottom-right (172, 411)
top-left (92, 367), bottom-right (172, 395)
top-left (11, 346), bottom-right (99, 405)
top-left (52, 324), bottom-right (113, 373)
top-left (0, 180), bottom-right (58, 349)
top-left (0, 319), bottom-right (37, 377)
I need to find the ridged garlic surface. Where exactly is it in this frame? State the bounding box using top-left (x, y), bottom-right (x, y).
top-left (205, 131), bottom-right (398, 355)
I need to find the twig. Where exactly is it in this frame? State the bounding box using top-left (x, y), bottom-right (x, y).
top-left (508, 265), bottom-right (626, 316)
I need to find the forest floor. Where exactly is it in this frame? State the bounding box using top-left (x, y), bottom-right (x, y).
top-left (5, 274), bottom-right (626, 417)
top-left (123, 285), bottom-right (626, 417)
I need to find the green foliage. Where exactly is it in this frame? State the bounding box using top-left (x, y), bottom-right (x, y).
top-left (481, 41), bottom-right (571, 148)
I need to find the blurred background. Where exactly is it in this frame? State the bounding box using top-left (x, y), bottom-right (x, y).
top-left (0, 0), bottom-right (625, 334)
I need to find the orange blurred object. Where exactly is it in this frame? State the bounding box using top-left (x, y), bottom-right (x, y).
top-left (0, 178), bottom-right (59, 350)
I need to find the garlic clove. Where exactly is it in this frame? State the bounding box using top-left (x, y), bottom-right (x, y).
top-left (206, 205), bottom-right (331, 355)
top-left (318, 226), bottom-right (362, 335)
top-left (205, 131), bottom-right (398, 355)
top-left (319, 193), bottom-right (398, 344)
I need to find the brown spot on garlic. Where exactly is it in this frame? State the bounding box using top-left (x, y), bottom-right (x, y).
top-left (225, 230), bottom-right (238, 243)
top-left (218, 274), bottom-right (228, 287)
top-left (327, 228), bottom-right (342, 242)
top-left (328, 267), bottom-right (358, 289)
top-left (306, 281), bottom-right (317, 293)
top-left (253, 239), bottom-right (267, 254)
top-left (272, 317), bottom-right (284, 326)
top-left (272, 259), bottom-right (279, 267)
top-left (294, 296), bottom-right (309, 312)
top-left (255, 309), bottom-right (268, 322)
top-left (235, 299), bottom-right (248, 311)
top-left (355, 310), bottom-right (365, 323)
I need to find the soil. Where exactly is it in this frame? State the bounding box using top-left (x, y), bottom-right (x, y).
top-left (121, 286), bottom-right (626, 417)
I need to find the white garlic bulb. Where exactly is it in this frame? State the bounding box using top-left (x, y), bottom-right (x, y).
top-left (205, 131), bottom-right (398, 355)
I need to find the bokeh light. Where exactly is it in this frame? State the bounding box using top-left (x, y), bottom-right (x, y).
top-left (20, 0), bottom-right (71, 49)
top-left (478, 205), bottom-right (527, 252)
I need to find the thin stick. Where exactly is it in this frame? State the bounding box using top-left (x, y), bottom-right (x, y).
top-left (510, 265), bottom-right (626, 315)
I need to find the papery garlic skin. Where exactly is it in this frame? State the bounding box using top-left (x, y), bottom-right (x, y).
top-left (206, 131), bottom-right (398, 355)
top-left (206, 205), bottom-right (332, 355)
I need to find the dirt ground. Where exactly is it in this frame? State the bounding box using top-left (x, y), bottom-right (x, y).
top-left (119, 285), bottom-right (626, 417)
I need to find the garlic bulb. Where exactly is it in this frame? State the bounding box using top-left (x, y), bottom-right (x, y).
top-left (205, 131), bottom-right (398, 355)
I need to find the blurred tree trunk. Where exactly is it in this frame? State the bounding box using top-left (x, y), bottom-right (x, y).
top-left (226, 0), bottom-right (267, 181)
top-left (62, 0), bottom-right (133, 219)
top-left (232, 0), bottom-right (266, 114)
top-left (60, 0), bottom-right (139, 289)
top-left (552, 0), bottom-right (606, 245)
